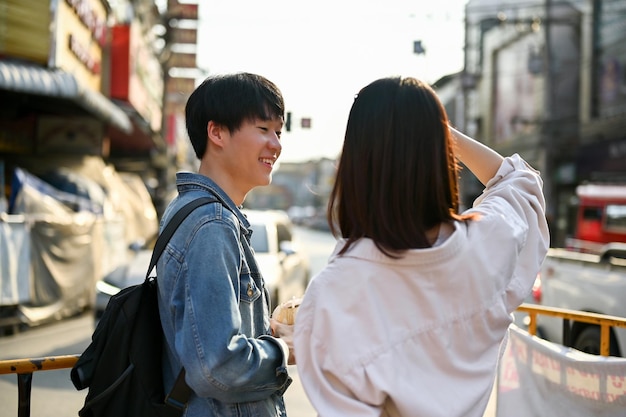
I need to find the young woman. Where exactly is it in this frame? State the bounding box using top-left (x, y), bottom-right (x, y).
top-left (292, 76), bottom-right (549, 417)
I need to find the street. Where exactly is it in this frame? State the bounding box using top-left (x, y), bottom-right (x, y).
top-left (0, 225), bottom-right (496, 417)
top-left (0, 310), bottom-right (320, 417)
top-left (0, 226), bottom-right (335, 417)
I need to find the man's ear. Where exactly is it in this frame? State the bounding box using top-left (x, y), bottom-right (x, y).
top-left (207, 120), bottom-right (226, 149)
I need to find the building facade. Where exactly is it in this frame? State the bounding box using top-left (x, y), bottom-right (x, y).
top-left (0, 0), bottom-right (198, 328)
top-left (0, 0), bottom-right (198, 216)
top-left (461, 0), bottom-right (626, 246)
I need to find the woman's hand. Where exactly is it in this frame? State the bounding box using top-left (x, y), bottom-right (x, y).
top-left (271, 319), bottom-right (296, 365)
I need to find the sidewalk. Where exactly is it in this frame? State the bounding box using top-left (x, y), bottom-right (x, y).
top-left (483, 383), bottom-right (497, 417)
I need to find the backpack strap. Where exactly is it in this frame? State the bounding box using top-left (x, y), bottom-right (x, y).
top-left (146, 196), bottom-right (216, 280)
top-left (148, 196), bottom-right (216, 410)
top-left (165, 368), bottom-right (192, 411)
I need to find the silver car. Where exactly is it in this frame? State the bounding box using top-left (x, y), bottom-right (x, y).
top-left (94, 209), bottom-right (310, 319)
top-left (243, 209), bottom-right (310, 310)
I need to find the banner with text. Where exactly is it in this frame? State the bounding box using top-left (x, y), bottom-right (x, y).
top-left (497, 325), bottom-right (626, 416)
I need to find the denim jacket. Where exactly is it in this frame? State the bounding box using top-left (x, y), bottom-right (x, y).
top-left (156, 172), bottom-right (291, 417)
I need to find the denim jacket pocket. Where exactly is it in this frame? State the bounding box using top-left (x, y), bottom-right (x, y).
top-left (239, 273), bottom-right (262, 304)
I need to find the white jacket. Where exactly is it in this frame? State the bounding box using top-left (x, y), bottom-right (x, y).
top-left (293, 154), bottom-right (550, 417)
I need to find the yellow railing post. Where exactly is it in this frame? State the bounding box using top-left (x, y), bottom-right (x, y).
top-left (516, 303), bottom-right (626, 356)
top-left (600, 324), bottom-right (611, 357)
top-left (526, 311), bottom-right (537, 336)
top-left (2, 305), bottom-right (626, 416)
top-left (0, 355), bottom-right (80, 417)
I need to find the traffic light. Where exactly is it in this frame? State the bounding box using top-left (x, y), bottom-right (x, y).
top-left (285, 111), bottom-right (292, 132)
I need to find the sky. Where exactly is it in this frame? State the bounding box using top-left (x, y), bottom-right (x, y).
top-left (193, 0), bottom-right (468, 163)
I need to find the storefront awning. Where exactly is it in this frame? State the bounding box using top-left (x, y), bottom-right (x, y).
top-left (0, 60), bottom-right (132, 133)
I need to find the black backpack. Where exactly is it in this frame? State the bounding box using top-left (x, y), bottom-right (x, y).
top-left (71, 197), bottom-right (214, 417)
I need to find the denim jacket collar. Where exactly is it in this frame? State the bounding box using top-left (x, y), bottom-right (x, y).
top-left (175, 171), bottom-right (251, 234)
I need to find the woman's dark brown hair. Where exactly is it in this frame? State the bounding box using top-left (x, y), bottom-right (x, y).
top-left (328, 76), bottom-right (473, 257)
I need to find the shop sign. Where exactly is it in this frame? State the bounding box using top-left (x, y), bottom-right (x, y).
top-left (169, 52), bottom-right (197, 68)
top-left (64, 0), bottom-right (107, 46)
top-left (69, 34), bottom-right (101, 74)
top-left (110, 23), bottom-right (163, 132)
top-left (167, 1), bottom-right (198, 20)
top-left (0, 1), bottom-right (50, 64)
top-left (36, 116), bottom-right (104, 155)
top-left (171, 27), bottom-right (198, 45)
top-left (165, 77), bottom-right (195, 104)
top-left (51, 0), bottom-right (107, 91)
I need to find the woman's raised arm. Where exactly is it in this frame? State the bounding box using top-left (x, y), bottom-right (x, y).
top-left (450, 126), bottom-right (504, 186)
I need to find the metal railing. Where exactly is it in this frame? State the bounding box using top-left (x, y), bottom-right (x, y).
top-left (3, 304), bottom-right (626, 416)
top-left (0, 355), bottom-right (80, 417)
top-left (517, 303), bottom-right (626, 356)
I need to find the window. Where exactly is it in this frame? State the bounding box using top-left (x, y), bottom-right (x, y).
top-left (249, 223), bottom-right (269, 253)
top-left (606, 204), bottom-right (626, 232)
top-left (276, 222), bottom-right (292, 245)
top-left (582, 206), bottom-right (603, 221)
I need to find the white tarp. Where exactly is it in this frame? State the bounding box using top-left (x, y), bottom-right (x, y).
top-left (497, 325), bottom-right (626, 416)
top-left (0, 215), bottom-right (30, 305)
top-left (1, 159), bottom-right (158, 325)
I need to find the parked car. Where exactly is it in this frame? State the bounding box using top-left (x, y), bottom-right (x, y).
top-left (530, 245), bottom-right (626, 357)
top-left (511, 184), bottom-right (626, 357)
top-left (243, 209), bottom-right (310, 310)
top-left (94, 209), bottom-right (310, 319)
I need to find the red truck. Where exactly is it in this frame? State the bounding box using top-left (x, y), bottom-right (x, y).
top-left (529, 183), bottom-right (626, 356)
top-left (566, 183), bottom-right (626, 252)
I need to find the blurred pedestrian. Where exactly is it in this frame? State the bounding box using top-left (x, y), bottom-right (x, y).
top-left (157, 73), bottom-right (292, 417)
top-left (293, 76), bottom-right (549, 417)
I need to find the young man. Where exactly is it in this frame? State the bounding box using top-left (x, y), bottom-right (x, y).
top-left (156, 73), bottom-right (292, 416)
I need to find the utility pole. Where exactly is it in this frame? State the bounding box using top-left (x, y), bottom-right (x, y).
top-left (543, 0), bottom-right (555, 227)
